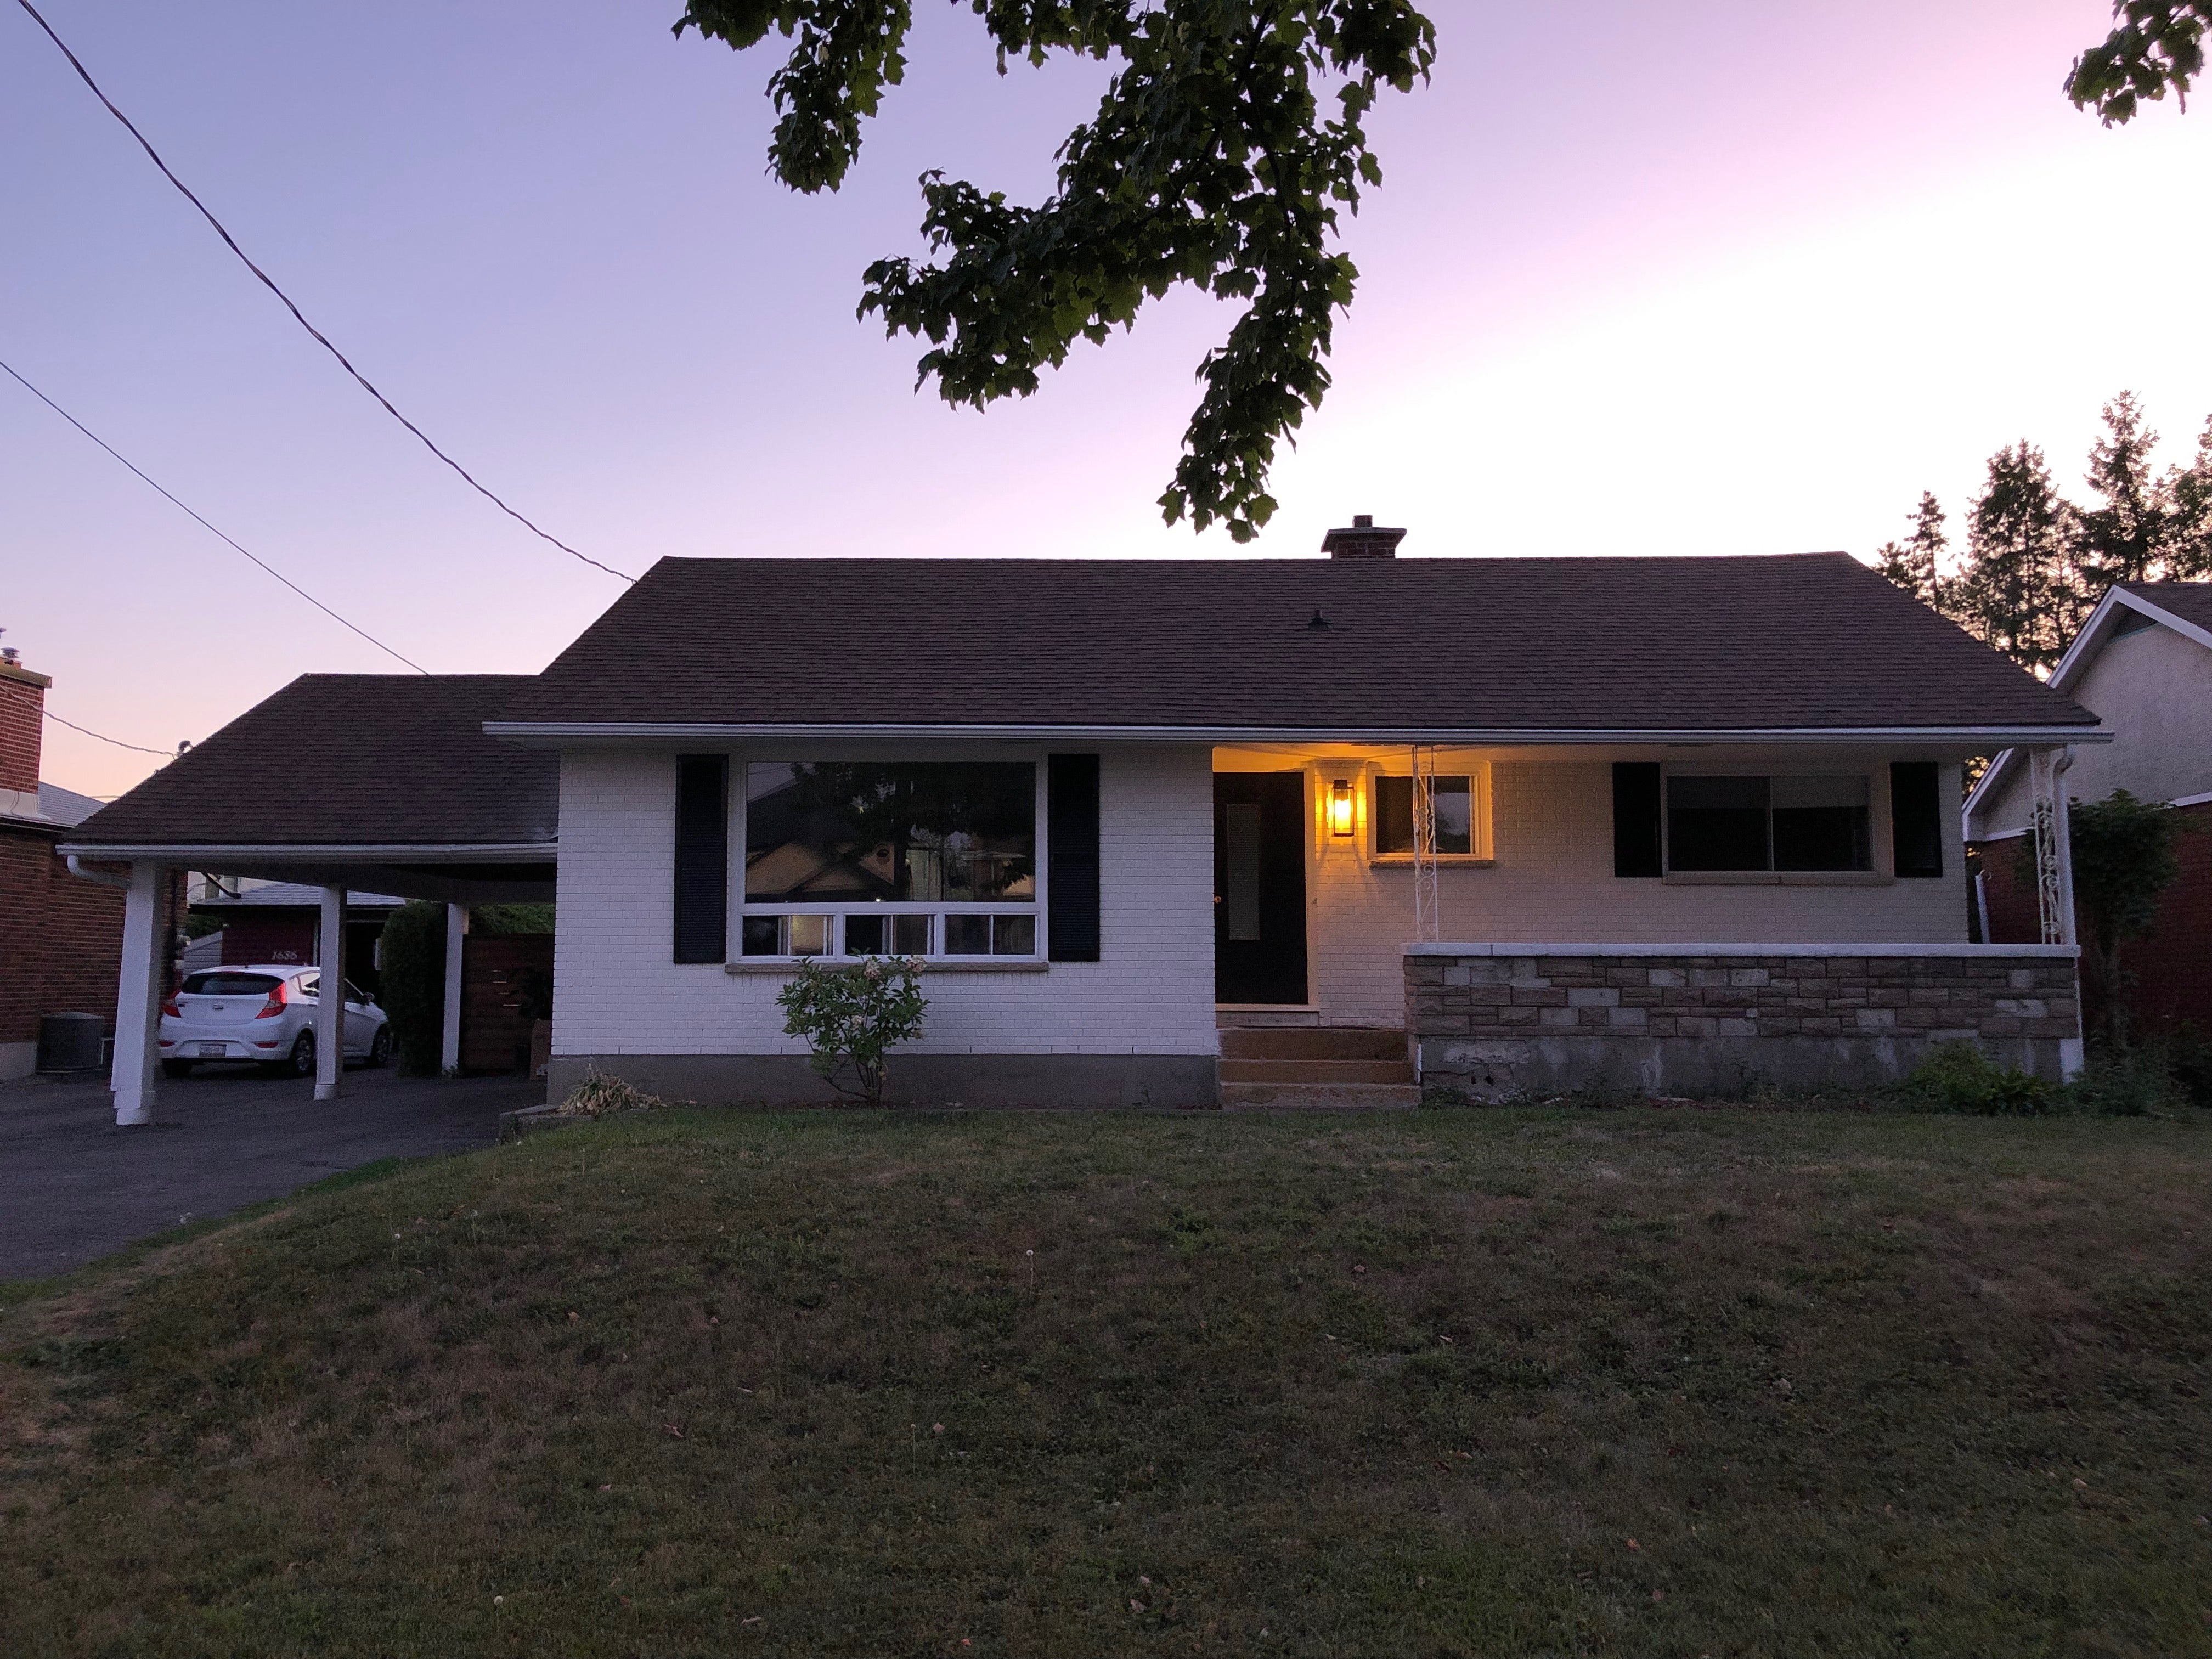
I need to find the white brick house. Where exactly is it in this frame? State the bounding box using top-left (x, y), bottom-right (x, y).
top-left (65, 526), bottom-right (2106, 1120)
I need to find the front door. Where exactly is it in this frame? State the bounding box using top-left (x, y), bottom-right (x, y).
top-left (1215, 772), bottom-right (1308, 1005)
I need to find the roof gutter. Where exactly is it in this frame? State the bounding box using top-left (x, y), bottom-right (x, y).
top-left (65, 853), bottom-right (133, 889)
top-left (53, 840), bottom-right (554, 863)
top-left (484, 720), bottom-right (2109, 747)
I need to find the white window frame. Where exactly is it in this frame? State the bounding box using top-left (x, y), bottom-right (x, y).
top-left (1364, 760), bottom-right (1494, 865)
top-left (729, 752), bottom-right (1049, 963)
top-left (1657, 762), bottom-right (1892, 885)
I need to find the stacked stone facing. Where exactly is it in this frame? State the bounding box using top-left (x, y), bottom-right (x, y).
top-left (1406, 948), bottom-right (2081, 1098)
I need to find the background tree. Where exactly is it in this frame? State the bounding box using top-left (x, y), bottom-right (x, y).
top-left (2028, 789), bottom-right (2186, 1048)
top-left (674, 1), bottom-right (1435, 542)
top-left (2068, 1), bottom-right (2208, 122)
top-left (2168, 415), bottom-right (2212, 577)
top-left (1952, 442), bottom-right (2085, 674)
top-left (1873, 491), bottom-right (1950, 609)
top-left (1871, 392), bottom-right (2212, 672)
top-left (2075, 391), bottom-right (2173, 586)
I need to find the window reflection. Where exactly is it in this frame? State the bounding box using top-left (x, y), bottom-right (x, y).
top-left (744, 762), bottom-right (1036, 904)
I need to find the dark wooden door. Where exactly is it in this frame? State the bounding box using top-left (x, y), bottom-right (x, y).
top-left (1215, 772), bottom-right (1308, 1005)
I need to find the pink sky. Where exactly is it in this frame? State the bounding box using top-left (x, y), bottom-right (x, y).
top-left (5, 1), bottom-right (2208, 799)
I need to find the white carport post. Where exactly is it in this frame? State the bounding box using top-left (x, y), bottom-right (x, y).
top-left (314, 884), bottom-right (346, 1101)
top-left (109, 861), bottom-right (167, 1126)
top-left (440, 903), bottom-right (467, 1075)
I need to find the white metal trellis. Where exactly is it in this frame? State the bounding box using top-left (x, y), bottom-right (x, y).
top-left (2028, 747), bottom-right (2076, 946)
top-left (1412, 743), bottom-right (1440, 943)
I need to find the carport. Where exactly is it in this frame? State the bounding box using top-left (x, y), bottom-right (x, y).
top-left (58, 675), bottom-right (556, 1125)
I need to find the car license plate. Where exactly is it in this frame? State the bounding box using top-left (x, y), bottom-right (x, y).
top-left (197, 1042), bottom-right (225, 1058)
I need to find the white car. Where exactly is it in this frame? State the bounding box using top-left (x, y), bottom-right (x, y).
top-left (160, 965), bottom-right (392, 1078)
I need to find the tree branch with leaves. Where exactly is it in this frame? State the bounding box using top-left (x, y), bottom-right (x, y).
top-left (675, 0), bottom-right (1435, 540)
top-left (2067, 1), bottom-right (2208, 122)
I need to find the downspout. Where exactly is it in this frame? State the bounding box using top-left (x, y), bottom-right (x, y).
top-left (66, 854), bottom-right (132, 890)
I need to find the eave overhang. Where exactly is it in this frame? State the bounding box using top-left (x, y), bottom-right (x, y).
top-left (484, 721), bottom-right (2110, 748)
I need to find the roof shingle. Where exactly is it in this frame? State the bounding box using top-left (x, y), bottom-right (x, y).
top-left (2122, 581), bottom-right (2212, 636)
top-left (513, 552), bottom-right (2098, 733)
top-left (69, 675), bottom-right (556, 849)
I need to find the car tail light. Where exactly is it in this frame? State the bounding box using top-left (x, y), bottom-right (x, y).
top-left (161, 997), bottom-right (180, 1019)
top-left (253, 984), bottom-right (288, 1020)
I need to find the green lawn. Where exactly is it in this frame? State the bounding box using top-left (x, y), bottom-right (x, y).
top-left (4, 1108), bottom-right (2209, 1658)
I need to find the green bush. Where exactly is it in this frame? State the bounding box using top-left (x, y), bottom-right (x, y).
top-left (378, 901), bottom-right (448, 1076)
top-left (775, 956), bottom-right (928, 1106)
top-left (2171, 1025), bottom-right (2212, 1110)
top-left (471, 902), bottom-right (555, 937)
top-left (1905, 1041), bottom-right (2058, 1115)
top-left (2066, 1045), bottom-right (2185, 1116)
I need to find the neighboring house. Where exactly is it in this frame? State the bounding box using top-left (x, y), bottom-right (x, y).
top-left (64, 533), bottom-right (2106, 1120)
top-left (185, 882), bottom-right (405, 997)
top-left (1965, 582), bottom-right (2212, 1037)
top-left (0, 648), bottom-right (177, 1079)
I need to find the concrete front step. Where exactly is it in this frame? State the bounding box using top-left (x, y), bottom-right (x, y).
top-left (1218, 1058), bottom-right (1417, 1086)
top-left (1220, 1081), bottom-right (1422, 1110)
top-left (1218, 1026), bottom-right (1408, 1062)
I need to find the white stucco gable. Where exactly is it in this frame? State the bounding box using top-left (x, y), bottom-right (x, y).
top-left (1967, 585), bottom-right (2212, 840)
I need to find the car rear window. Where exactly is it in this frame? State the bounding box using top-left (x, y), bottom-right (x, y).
top-left (180, 972), bottom-right (282, 996)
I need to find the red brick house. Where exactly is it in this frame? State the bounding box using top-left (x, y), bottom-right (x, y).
top-left (1965, 582), bottom-right (2212, 1039)
top-left (0, 649), bottom-right (180, 1079)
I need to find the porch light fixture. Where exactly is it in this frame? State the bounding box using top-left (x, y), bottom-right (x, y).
top-left (1328, 778), bottom-right (1355, 837)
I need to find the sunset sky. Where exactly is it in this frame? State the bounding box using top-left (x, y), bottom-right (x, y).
top-left (5, 0), bottom-right (2209, 800)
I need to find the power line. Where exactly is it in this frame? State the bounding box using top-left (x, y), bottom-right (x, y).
top-left (43, 709), bottom-right (174, 757)
top-left (1, 356), bottom-right (433, 675)
top-left (13, 0), bottom-right (635, 585)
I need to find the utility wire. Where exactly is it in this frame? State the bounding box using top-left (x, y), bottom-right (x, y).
top-left (14, 0), bottom-right (635, 585)
top-left (43, 709), bottom-right (173, 757)
top-left (2, 356), bottom-right (433, 675)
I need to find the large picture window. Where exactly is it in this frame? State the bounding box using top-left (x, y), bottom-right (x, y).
top-left (1666, 774), bottom-right (1871, 873)
top-left (741, 760), bottom-right (1038, 957)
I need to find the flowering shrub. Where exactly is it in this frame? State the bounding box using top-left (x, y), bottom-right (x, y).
top-left (775, 956), bottom-right (929, 1107)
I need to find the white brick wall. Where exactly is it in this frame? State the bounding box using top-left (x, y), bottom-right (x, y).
top-left (552, 746), bottom-right (1218, 1058)
top-left (1312, 759), bottom-right (1971, 1028)
top-left (555, 744), bottom-right (1973, 1048)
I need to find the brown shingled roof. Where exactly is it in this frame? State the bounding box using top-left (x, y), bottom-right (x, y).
top-left (512, 552), bottom-right (2097, 733)
top-left (68, 675), bottom-right (556, 848)
top-left (2122, 581), bottom-right (2212, 636)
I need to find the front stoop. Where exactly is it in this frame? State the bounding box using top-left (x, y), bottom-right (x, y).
top-left (1217, 1026), bottom-right (1419, 1109)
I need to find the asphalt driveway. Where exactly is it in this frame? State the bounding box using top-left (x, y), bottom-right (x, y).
top-left (0, 1064), bottom-right (544, 1283)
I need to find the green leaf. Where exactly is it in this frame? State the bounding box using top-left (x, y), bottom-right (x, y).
top-left (678, 0), bottom-right (1436, 539)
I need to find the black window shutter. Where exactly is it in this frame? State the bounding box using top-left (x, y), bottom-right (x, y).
top-left (1612, 762), bottom-right (1663, 877)
top-left (1047, 754), bottom-right (1101, 962)
top-left (672, 754), bottom-right (729, 963)
top-left (1891, 761), bottom-right (1944, 878)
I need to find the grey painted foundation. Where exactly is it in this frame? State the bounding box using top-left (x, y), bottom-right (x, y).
top-left (546, 1052), bottom-right (1217, 1110)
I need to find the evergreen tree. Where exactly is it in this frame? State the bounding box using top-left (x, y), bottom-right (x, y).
top-left (2168, 415), bottom-right (2212, 579)
top-left (2075, 391), bottom-right (2174, 585)
top-left (1955, 442), bottom-right (2086, 674)
top-left (1874, 492), bottom-right (1950, 609)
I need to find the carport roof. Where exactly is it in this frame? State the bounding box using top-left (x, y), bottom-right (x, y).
top-left (65, 675), bottom-right (556, 851)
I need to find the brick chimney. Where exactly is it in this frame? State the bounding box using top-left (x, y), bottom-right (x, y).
top-left (1321, 513), bottom-right (1406, 560)
top-left (0, 645), bottom-right (52, 817)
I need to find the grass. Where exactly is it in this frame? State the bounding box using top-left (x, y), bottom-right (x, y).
top-left (3, 1108), bottom-right (2209, 1658)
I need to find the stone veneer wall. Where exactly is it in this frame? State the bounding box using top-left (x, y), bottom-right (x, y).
top-left (1407, 945), bottom-right (2083, 1099)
